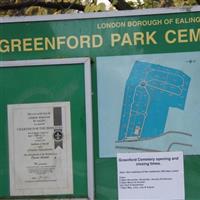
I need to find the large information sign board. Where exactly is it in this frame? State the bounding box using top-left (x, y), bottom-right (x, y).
top-left (0, 6), bottom-right (200, 200)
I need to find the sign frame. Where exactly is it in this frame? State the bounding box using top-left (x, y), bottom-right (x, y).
top-left (0, 57), bottom-right (94, 200)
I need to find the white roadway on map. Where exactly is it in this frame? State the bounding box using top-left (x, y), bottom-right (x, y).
top-left (116, 130), bottom-right (192, 153)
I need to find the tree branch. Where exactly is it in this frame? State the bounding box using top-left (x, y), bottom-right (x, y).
top-left (0, 0), bottom-right (85, 11)
top-left (1, 0), bottom-right (198, 14)
top-left (109, 0), bottom-right (134, 10)
top-left (196, 0), bottom-right (200, 4)
top-left (160, 0), bottom-right (174, 7)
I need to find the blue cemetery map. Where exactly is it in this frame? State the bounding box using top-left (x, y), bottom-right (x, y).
top-left (118, 61), bottom-right (190, 141)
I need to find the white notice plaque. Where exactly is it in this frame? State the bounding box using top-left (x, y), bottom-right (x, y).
top-left (8, 102), bottom-right (73, 196)
top-left (117, 152), bottom-right (184, 200)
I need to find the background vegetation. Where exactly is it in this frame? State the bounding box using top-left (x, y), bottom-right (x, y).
top-left (0, 0), bottom-right (199, 16)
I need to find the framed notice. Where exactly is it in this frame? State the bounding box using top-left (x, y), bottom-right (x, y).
top-left (0, 58), bottom-right (94, 199)
top-left (8, 102), bottom-right (73, 196)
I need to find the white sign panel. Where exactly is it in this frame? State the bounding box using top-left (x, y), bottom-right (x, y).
top-left (117, 152), bottom-right (184, 200)
top-left (8, 102), bottom-right (73, 196)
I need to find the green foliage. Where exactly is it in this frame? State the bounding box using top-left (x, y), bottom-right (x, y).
top-left (126, 0), bottom-right (142, 9)
top-left (84, 2), bottom-right (106, 12)
top-left (173, 0), bottom-right (198, 6)
top-left (25, 6), bottom-right (48, 15)
top-left (0, 0), bottom-right (199, 16)
top-left (143, 0), bottom-right (160, 8)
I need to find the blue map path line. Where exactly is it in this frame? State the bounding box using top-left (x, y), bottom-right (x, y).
top-left (118, 61), bottom-right (191, 142)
